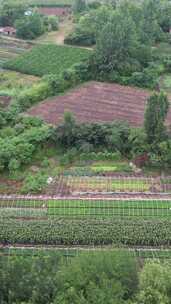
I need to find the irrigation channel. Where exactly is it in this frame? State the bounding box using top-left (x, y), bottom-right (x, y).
top-left (1, 175), bottom-right (171, 258)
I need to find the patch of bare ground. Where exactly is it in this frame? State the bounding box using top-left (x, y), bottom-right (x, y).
top-left (27, 81), bottom-right (171, 127)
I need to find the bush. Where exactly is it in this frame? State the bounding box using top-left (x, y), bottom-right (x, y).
top-left (15, 13), bottom-right (45, 39)
top-left (0, 111), bottom-right (7, 128)
top-left (0, 124), bottom-right (52, 172)
top-left (73, 61), bottom-right (92, 81)
top-left (65, 30), bottom-right (95, 46)
top-left (129, 67), bottom-right (159, 89)
top-left (21, 172), bottom-right (48, 194)
top-left (45, 74), bottom-right (67, 95)
top-left (41, 158), bottom-right (50, 168)
top-left (46, 15), bottom-right (59, 31)
top-left (163, 56), bottom-right (171, 72)
top-left (8, 158), bottom-right (21, 173)
top-left (55, 251), bottom-right (138, 303)
top-left (16, 81), bottom-right (52, 111)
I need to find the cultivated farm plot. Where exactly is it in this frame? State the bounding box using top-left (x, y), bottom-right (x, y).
top-left (1, 198), bottom-right (171, 219)
top-left (0, 216), bottom-right (171, 246)
top-left (57, 176), bottom-right (164, 194)
top-left (4, 44), bottom-right (91, 76)
top-left (0, 193), bottom-right (171, 247)
top-left (27, 81), bottom-right (171, 127)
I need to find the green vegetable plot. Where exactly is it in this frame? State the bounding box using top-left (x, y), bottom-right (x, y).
top-left (0, 199), bottom-right (171, 218)
top-left (4, 44), bottom-right (91, 76)
top-left (0, 218), bottom-right (171, 246)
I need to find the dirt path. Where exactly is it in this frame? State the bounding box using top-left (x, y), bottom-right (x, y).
top-left (36, 18), bottom-right (93, 50)
top-left (55, 18), bottom-right (74, 45)
top-left (36, 18), bottom-right (74, 45)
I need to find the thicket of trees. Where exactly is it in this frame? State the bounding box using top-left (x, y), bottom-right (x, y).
top-left (66, 0), bottom-right (171, 89)
top-left (0, 251), bottom-right (171, 304)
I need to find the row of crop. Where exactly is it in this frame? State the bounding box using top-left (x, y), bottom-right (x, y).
top-left (64, 177), bottom-right (152, 192)
top-left (0, 218), bottom-right (171, 246)
top-left (0, 207), bottom-right (47, 218)
top-left (1, 199), bottom-right (170, 208)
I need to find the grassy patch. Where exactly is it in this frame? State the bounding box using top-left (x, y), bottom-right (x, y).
top-left (91, 161), bottom-right (132, 173)
top-left (0, 70), bottom-right (39, 97)
top-left (160, 74), bottom-right (171, 94)
top-left (4, 44), bottom-right (91, 76)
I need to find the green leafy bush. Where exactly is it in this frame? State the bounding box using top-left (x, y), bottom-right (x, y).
top-left (21, 172), bottom-right (48, 194)
top-left (8, 158), bottom-right (21, 173)
top-left (0, 124), bottom-right (52, 171)
top-left (16, 81), bottom-right (52, 111)
top-left (15, 13), bottom-right (46, 39)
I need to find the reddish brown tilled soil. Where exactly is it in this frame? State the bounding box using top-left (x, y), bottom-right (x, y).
top-left (27, 81), bottom-right (171, 127)
top-left (38, 7), bottom-right (71, 16)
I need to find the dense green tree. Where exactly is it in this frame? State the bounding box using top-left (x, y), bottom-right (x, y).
top-left (95, 8), bottom-right (139, 74)
top-left (54, 251), bottom-right (138, 304)
top-left (65, 6), bottom-right (113, 46)
top-left (15, 13), bottom-right (45, 40)
top-left (0, 254), bottom-right (61, 304)
top-left (136, 0), bottom-right (165, 44)
top-left (157, 0), bottom-right (171, 32)
top-left (73, 0), bottom-right (87, 13)
top-left (56, 111), bottom-right (77, 148)
top-left (144, 91), bottom-right (169, 145)
top-left (136, 261), bottom-right (171, 304)
top-left (0, 0), bottom-right (27, 26)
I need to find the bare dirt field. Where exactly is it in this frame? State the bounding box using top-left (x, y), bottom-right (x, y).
top-left (27, 81), bottom-right (171, 127)
top-left (38, 7), bottom-right (71, 16)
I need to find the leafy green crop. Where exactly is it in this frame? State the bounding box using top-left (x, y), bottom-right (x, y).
top-left (0, 218), bottom-right (171, 246)
top-left (4, 44), bottom-right (91, 76)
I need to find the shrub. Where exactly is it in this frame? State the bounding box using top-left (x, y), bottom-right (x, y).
top-left (41, 158), bottom-right (50, 168)
top-left (21, 172), bottom-right (48, 194)
top-left (45, 74), bottom-right (67, 95)
top-left (16, 82), bottom-right (52, 111)
top-left (8, 158), bottom-right (21, 173)
top-left (0, 124), bottom-right (52, 172)
top-left (15, 13), bottom-right (46, 39)
top-left (129, 68), bottom-right (158, 89)
top-left (0, 111), bottom-right (7, 128)
top-left (65, 30), bottom-right (95, 46)
top-left (55, 251), bottom-right (138, 303)
top-left (73, 61), bottom-right (92, 81)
